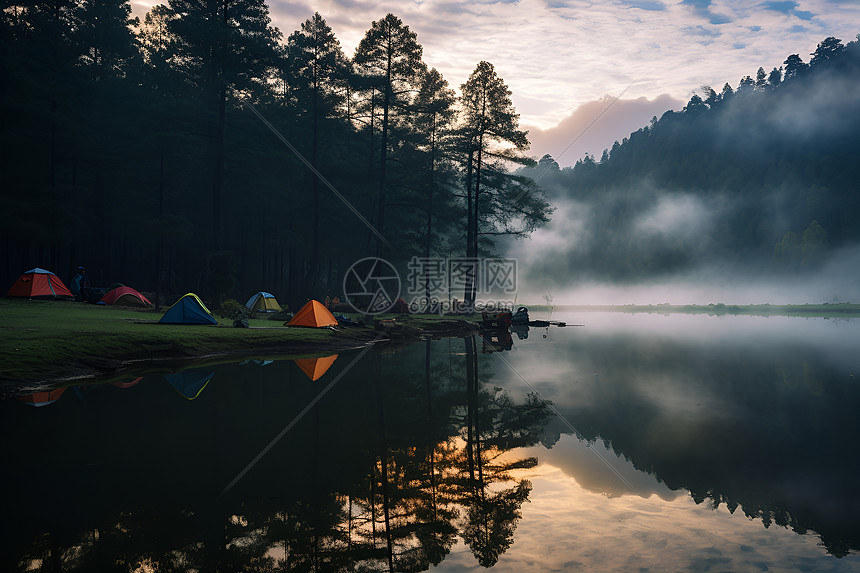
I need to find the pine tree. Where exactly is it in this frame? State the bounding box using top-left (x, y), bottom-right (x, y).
top-left (354, 14), bottom-right (425, 255)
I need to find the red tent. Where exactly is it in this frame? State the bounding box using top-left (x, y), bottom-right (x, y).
top-left (6, 268), bottom-right (73, 299)
top-left (100, 286), bottom-right (152, 307)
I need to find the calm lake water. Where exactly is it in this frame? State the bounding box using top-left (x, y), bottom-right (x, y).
top-left (2, 312), bottom-right (859, 572)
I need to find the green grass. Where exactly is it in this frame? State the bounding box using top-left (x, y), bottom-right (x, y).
top-left (0, 299), bottom-right (377, 384)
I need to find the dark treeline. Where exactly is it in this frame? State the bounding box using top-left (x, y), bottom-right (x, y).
top-left (522, 36), bottom-right (860, 283)
top-left (0, 4), bottom-right (550, 307)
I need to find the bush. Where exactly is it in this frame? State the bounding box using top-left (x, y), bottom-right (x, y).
top-left (217, 299), bottom-right (252, 320)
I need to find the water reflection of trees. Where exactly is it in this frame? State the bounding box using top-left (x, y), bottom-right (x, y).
top-left (1, 336), bottom-right (552, 572)
top-left (540, 333), bottom-right (860, 558)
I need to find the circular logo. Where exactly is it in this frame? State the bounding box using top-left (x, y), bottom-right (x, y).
top-left (342, 257), bottom-right (401, 315)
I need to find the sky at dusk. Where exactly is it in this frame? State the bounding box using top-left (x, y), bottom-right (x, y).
top-left (130, 0), bottom-right (860, 163)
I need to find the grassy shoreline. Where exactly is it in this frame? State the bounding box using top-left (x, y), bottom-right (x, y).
top-left (0, 299), bottom-right (479, 389)
top-left (4, 299), bottom-right (857, 389)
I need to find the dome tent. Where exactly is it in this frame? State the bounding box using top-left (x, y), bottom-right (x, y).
top-left (245, 291), bottom-right (282, 312)
top-left (158, 293), bottom-right (217, 325)
top-left (286, 300), bottom-right (337, 328)
top-left (6, 268), bottom-right (73, 299)
top-left (101, 286), bottom-right (152, 307)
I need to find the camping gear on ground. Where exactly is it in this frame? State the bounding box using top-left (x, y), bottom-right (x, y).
top-left (481, 310), bottom-right (512, 329)
top-left (158, 293), bottom-right (217, 325)
top-left (294, 354), bottom-right (339, 381)
top-left (287, 300), bottom-right (338, 328)
top-left (100, 286), bottom-right (152, 307)
top-left (334, 313), bottom-right (362, 327)
top-left (245, 291), bottom-right (282, 312)
top-left (6, 268), bottom-right (74, 299)
top-left (80, 287), bottom-right (106, 304)
top-left (392, 298), bottom-right (410, 313)
top-left (166, 370), bottom-right (214, 400)
top-left (511, 306), bottom-right (530, 325)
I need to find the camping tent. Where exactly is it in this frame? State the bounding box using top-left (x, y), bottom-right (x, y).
top-left (245, 291), bottom-right (282, 312)
top-left (101, 286), bottom-right (152, 307)
top-left (287, 300), bottom-right (338, 328)
top-left (6, 268), bottom-right (73, 299)
top-left (158, 293), bottom-right (217, 325)
top-left (294, 354), bottom-right (339, 381)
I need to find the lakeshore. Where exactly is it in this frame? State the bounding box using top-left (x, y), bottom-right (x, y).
top-left (3, 298), bottom-right (859, 391)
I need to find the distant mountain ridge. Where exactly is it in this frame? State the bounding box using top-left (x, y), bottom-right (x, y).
top-left (519, 36), bottom-right (860, 283)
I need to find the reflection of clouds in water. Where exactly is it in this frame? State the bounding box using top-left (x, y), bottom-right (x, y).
top-left (522, 434), bottom-right (679, 500)
top-left (434, 463), bottom-right (860, 571)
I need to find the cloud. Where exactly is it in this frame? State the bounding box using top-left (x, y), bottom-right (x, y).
top-left (620, 0), bottom-right (667, 10)
top-left (524, 94), bottom-right (682, 167)
top-left (759, 0), bottom-right (816, 20)
top-left (124, 0), bottom-right (860, 132)
top-left (681, 0), bottom-right (732, 24)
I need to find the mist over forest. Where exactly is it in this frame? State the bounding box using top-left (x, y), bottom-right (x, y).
top-left (512, 36), bottom-right (860, 304)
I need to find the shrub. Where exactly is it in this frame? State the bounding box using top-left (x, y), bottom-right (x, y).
top-left (217, 299), bottom-right (252, 320)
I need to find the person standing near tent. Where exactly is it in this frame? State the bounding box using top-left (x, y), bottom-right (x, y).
top-left (70, 267), bottom-right (90, 301)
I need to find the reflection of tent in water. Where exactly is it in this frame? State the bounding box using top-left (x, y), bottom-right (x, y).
top-left (18, 387), bottom-right (67, 407)
top-left (7, 268), bottom-right (74, 299)
top-left (287, 300), bottom-right (337, 328)
top-left (165, 370), bottom-right (214, 400)
top-left (112, 377), bottom-right (142, 389)
top-left (159, 293), bottom-right (217, 325)
top-left (294, 354), bottom-right (338, 381)
top-left (245, 291), bottom-right (282, 312)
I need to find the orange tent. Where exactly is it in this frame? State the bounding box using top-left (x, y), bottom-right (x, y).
top-left (287, 300), bottom-right (338, 328)
top-left (7, 268), bottom-right (73, 299)
top-left (294, 354), bottom-right (339, 381)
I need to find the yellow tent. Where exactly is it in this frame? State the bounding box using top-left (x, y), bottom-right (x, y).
top-left (245, 291), bottom-right (282, 312)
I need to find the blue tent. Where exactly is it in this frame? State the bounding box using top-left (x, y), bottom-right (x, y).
top-left (165, 370), bottom-right (215, 400)
top-left (158, 293), bottom-right (217, 325)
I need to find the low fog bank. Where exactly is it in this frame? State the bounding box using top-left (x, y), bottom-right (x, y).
top-left (504, 183), bottom-right (860, 304)
top-left (509, 243), bottom-right (860, 305)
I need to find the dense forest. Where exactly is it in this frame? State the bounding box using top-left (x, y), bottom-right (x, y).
top-left (0, 3), bottom-right (550, 308)
top-left (521, 36), bottom-right (860, 284)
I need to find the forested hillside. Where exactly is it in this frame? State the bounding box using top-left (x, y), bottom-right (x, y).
top-left (0, 3), bottom-right (550, 307)
top-left (521, 36), bottom-right (860, 283)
